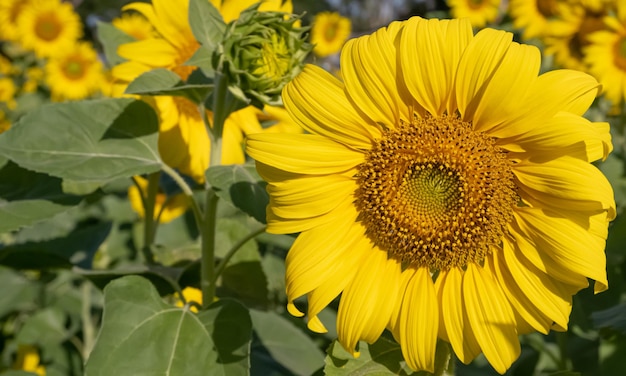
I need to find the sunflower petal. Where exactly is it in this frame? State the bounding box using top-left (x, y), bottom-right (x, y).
top-left (463, 264), bottom-right (520, 374)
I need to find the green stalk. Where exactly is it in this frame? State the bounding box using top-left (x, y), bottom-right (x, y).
top-left (213, 226), bottom-right (266, 283)
top-left (140, 172), bottom-right (160, 264)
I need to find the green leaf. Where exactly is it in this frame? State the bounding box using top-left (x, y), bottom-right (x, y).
top-left (0, 98), bottom-right (161, 185)
top-left (16, 307), bottom-right (69, 347)
top-left (188, 0), bottom-right (225, 52)
top-left (0, 371), bottom-right (41, 376)
top-left (0, 161), bottom-right (82, 233)
top-left (592, 302), bottom-right (626, 334)
top-left (96, 21), bottom-right (136, 66)
top-left (75, 264), bottom-right (184, 296)
top-left (0, 221), bottom-right (112, 270)
top-left (85, 275), bottom-right (252, 376)
top-left (125, 68), bottom-right (213, 104)
top-left (325, 338), bottom-right (416, 376)
top-left (206, 163), bottom-right (269, 223)
top-left (0, 266), bottom-right (38, 318)
top-left (250, 309), bottom-right (325, 375)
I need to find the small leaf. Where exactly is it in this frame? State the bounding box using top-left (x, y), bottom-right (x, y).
top-left (16, 307), bottom-right (69, 346)
top-left (75, 264), bottom-right (184, 296)
top-left (206, 163), bottom-right (269, 223)
top-left (84, 275), bottom-right (252, 376)
top-left (188, 0), bottom-right (225, 52)
top-left (325, 338), bottom-right (416, 376)
top-left (0, 221), bottom-right (112, 270)
top-left (125, 68), bottom-right (214, 104)
top-left (250, 310), bottom-right (325, 375)
top-left (96, 21), bottom-right (136, 66)
top-left (0, 266), bottom-right (38, 318)
top-left (592, 302), bottom-right (626, 334)
top-left (0, 98), bottom-right (162, 185)
top-left (0, 161), bottom-right (82, 233)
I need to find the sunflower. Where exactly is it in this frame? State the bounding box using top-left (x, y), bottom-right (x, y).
top-left (246, 17), bottom-right (614, 374)
top-left (111, 11), bottom-right (157, 41)
top-left (543, 2), bottom-right (612, 71)
top-left (446, 0), bottom-right (502, 29)
top-left (509, 0), bottom-right (565, 40)
top-left (174, 286), bottom-right (203, 312)
top-left (112, 0), bottom-right (295, 182)
top-left (0, 0), bottom-right (31, 41)
top-left (0, 110), bottom-right (11, 133)
top-left (16, 0), bottom-right (83, 58)
top-left (212, 0), bottom-right (293, 23)
top-left (0, 77), bottom-right (16, 109)
top-left (45, 41), bottom-right (104, 101)
top-left (128, 175), bottom-right (190, 224)
top-left (12, 345), bottom-right (45, 376)
top-left (310, 11), bottom-right (351, 57)
top-left (584, 5), bottom-right (626, 106)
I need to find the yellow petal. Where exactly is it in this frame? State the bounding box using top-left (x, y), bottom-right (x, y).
top-left (396, 267), bottom-right (439, 372)
top-left (514, 156), bottom-right (616, 219)
top-left (472, 42), bottom-right (541, 137)
top-left (118, 39), bottom-right (179, 67)
top-left (401, 18), bottom-right (472, 116)
top-left (340, 22), bottom-right (408, 128)
top-left (456, 28), bottom-right (513, 121)
top-left (512, 207), bottom-right (608, 293)
top-left (463, 264), bottom-right (520, 374)
top-left (439, 267), bottom-right (482, 364)
top-left (529, 70), bottom-right (600, 117)
top-left (246, 133), bottom-right (364, 175)
top-left (150, 0), bottom-right (194, 47)
top-left (111, 61), bottom-right (152, 84)
top-left (337, 248), bottom-right (401, 355)
top-left (283, 64), bottom-right (380, 149)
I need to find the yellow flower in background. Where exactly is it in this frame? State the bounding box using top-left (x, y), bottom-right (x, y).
top-left (311, 11), bottom-right (351, 57)
top-left (509, 0), bottom-right (565, 40)
top-left (0, 0), bottom-right (31, 41)
top-left (543, 2), bottom-right (611, 71)
top-left (128, 176), bottom-right (190, 223)
top-left (174, 287), bottom-right (203, 312)
top-left (13, 344), bottom-right (45, 376)
top-left (585, 5), bottom-right (626, 106)
top-left (16, 0), bottom-right (82, 58)
top-left (247, 17), bottom-right (614, 374)
top-left (211, 0), bottom-right (293, 23)
top-left (111, 11), bottom-right (157, 41)
top-left (0, 110), bottom-right (11, 133)
top-left (446, 0), bottom-right (502, 29)
top-left (45, 42), bottom-right (105, 101)
top-left (22, 66), bottom-right (44, 93)
top-left (0, 77), bottom-right (17, 109)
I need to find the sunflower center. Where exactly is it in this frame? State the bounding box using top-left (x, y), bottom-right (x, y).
top-left (468, 0), bottom-right (485, 10)
top-left (355, 114), bottom-right (517, 271)
top-left (253, 33), bottom-right (290, 83)
top-left (613, 36), bottom-right (626, 71)
top-left (63, 59), bottom-right (86, 80)
top-left (324, 23), bottom-right (338, 42)
top-left (35, 13), bottom-right (62, 41)
top-left (536, 0), bottom-right (558, 18)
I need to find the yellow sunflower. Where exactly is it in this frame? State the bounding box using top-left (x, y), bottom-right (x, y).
top-left (12, 344), bottom-right (45, 376)
top-left (310, 11), bottom-right (351, 57)
top-left (0, 110), bottom-right (11, 133)
top-left (45, 41), bottom-right (105, 101)
top-left (212, 0), bottom-right (292, 23)
top-left (246, 17), bottom-right (614, 374)
top-left (128, 175), bottom-right (190, 223)
top-left (174, 286), bottom-right (203, 312)
top-left (446, 0), bottom-right (502, 29)
top-left (584, 5), bottom-right (626, 106)
top-left (543, 2), bottom-right (611, 71)
top-left (0, 0), bottom-right (31, 41)
top-left (16, 0), bottom-right (83, 58)
top-left (112, 0), bottom-right (295, 183)
top-left (509, 0), bottom-right (566, 40)
top-left (0, 77), bottom-right (17, 109)
top-left (111, 11), bottom-right (157, 41)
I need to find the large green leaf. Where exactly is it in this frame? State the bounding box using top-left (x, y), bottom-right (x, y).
top-left (325, 338), bottom-right (418, 376)
top-left (0, 98), bottom-right (161, 185)
top-left (250, 309), bottom-right (325, 375)
top-left (0, 160), bottom-right (82, 233)
top-left (206, 163), bottom-right (269, 223)
top-left (188, 0), bottom-right (225, 53)
top-left (84, 275), bottom-right (252, 376)
top-left (125, 68), bottom-right (213, 104)
top-left (0, 221), bottom-right (112, 270)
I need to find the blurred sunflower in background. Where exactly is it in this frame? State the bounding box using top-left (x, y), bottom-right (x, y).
top-left (45, 41), bottom-right (105, 101)
top-left (0, 0), bottom-right (31, 41)
top-left (247, 16), bottom-right (614, 374)
top-left (128, 176), bottom-right (190, 224)
top-left (509, 0), bottom-right (565, 40)
top-left (310, 11), bottom-right (351, 57)
top-left (16, 0), bottom-right (82, 58)
top-left (446, 0), bottom-right (503, 29)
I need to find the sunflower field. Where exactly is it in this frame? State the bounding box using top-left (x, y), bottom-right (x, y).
top-left (0, 0), bottom-right (625, 375)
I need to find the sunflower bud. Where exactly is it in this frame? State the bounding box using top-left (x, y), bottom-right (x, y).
top-left (215, 5), bottom-right (311, 107)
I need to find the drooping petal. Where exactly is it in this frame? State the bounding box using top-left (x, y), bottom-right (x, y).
top-left (463, 264), bottom-right (520, 374)
top-left (439, 267), bottom-right (482, 364)
top-left (456, 28), bottom-right (513, 121)
top-left (512, 207), bottom-right (608, 293)
top-left (283, 64), bottom-right (380, 149)
top-left (246, 133), bottom-right (364, 175)
top-left (395, 267), bottom-right (439, 372)
top-left (341, 21), bottom-right (407, 128)
top-left (337, 248), bottom-right (402, 356)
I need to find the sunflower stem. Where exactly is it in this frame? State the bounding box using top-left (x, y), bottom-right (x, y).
top-left (140, 171), bottom-right (160, 264)
top-left (213, 225), bottom-right (266, 283)
top-left (160, 163), bottom-right (204, 231)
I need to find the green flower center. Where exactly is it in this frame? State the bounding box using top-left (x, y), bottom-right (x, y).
top-left (356, 114), bottom-right (517, 271)
top-left (63, 59), bottom-right (85, 80)
top-left (253, 33), bottom-right (290, 83)
top-left (35, 13), bottom-right (62, 41)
